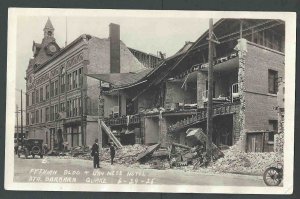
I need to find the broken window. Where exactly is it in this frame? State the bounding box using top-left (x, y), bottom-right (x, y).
top-left (268, 69), bottom-right (278, 94)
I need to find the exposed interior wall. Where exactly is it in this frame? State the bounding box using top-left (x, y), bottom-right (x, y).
top-left (137, 88), bottom-right (158, 111)
top-left (103, 95), bottom-right (118, 117)
top-left (144, 117), bottom-right (159, 145)
top-left (244, 42), bottom-right (284, 131)
top-left (165, 81), bottom-right (196, 107)
top-left (197, 72), bottom-right (207, 108)
top-left (214, 70), bottom-right (238, 98)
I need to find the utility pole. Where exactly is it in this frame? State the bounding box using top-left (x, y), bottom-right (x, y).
top-left (206, 18), bottom-right (214, 162)
top-left (16, 105), bottom-right (19, 147)
top-left (240, 20), bottom-right (243, 39)
top-left (21, 90), bottom-right (23, 143)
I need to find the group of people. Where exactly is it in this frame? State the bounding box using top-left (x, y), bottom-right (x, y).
top-left (91, 139), bottom-right (115, 169)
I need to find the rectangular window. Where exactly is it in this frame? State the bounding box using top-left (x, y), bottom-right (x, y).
top-left (54, 80), bottom-right (58, 96)
top-left (78, 68), bottom-right (82, 87)
top-left (40, 87), bottom-right (43, 101)
top-left (26, 113), bottom-right (29, 125)
top-left (36, 89), bottom-right (39, 103)
top-left (46, 107), bottom-right (49, 122)
top-left (268, 132), bottom-right (274, 142)
top-left (66, 101), bottom-right (69, 117)
top-left (73, 71), bottom-right (78, 89)
top-left (36, 110), bottom-right (39, 123)
top-left (31, 112), bottom-right (35, 124)
top-left (268, 69), bottom-right (278, 94)
top-left (67, 100), bottom-right (72, 117)
top-left (46, 84), bottom-right (50, 100)
top-left (60, 102), bottom-right (65, 112)
top-left (67, 73), bottom-right (72, 91)
top-left (72, 98), bottom-right (78, 116)
top-left (32, 91), bottom-right (35, 105)
top-left (54, 104), bottom-right (59, 120)
top-left (26, 94), bottom-right (29, 107)
top-left (50, 106), bottom-right (54, 121)
top-left (40, 109), bottom-right (43, 123)
top-left (70, 99), bottom-right (74, 116)
top-left (61, 74), bottom-right (65, 93)
top-left (78, 98), bottom-right (82, 115)
top-left (268, 120), bottom-right (278, 142)
top-left (50, 82), bottom-right (54, 97)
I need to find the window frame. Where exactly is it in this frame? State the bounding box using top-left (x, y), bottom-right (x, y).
top-left (268, 69), bottom-right (278, 94)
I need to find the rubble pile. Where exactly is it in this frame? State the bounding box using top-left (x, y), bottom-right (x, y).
top-left (100, 144), bottom-right (147, 165)
top-left (211, 145), bottom-right (283, 175)
top-left (71, 146), bottom-right (91, 157)
top-left (144, 157), bottom-right (170, 170)
top-left (139, 107), bottom-right (165, 114)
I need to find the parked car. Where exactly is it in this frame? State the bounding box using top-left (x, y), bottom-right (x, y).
top-left (17, 139), bottom-right (44, 159)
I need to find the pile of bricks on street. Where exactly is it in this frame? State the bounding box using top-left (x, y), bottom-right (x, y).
top-left (210, 144), bottom-right (283, 175)
top-left (47, 138), bottom-right (284, 176)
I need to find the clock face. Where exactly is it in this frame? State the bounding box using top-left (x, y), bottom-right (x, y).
top-left (49, 44), bottom-right (57, 53)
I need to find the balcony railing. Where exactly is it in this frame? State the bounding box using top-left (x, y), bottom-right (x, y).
top-left (168, 102), bottom-right (240, 133)
top-left (104, 115), bottom-right (141, 126)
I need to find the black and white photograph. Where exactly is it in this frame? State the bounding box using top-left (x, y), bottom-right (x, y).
top-left (5, 8), bottom-right (296, 194)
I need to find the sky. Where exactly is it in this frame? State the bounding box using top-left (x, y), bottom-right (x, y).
top-left (15, 15), bottom-right (215, 122)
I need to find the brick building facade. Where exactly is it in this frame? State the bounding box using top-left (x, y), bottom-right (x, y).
top-left (25, 19), bottom-right (153, 149)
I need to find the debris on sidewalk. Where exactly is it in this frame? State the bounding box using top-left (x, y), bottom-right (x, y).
top-left (210, 144), bottom-right (283, 175)
top-left (101, 144), bottom-right (147, 164)
top-left (136, 143), bottom-right (161, 162)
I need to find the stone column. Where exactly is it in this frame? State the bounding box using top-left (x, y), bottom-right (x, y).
top-left (234, 38), bottom-right (247, 152)
top-left (159, 117), bottom-right (168, 147)
top-left (275, 109), bottom-right (284, 153)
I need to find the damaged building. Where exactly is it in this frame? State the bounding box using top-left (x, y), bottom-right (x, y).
top-left (89, 19), bottom-right (285, 152)
top-left (25, 18), bottom-right (161, 150)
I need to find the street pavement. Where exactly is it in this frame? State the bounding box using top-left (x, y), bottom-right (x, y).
top-left (14, 155), bottom-right (265, 186)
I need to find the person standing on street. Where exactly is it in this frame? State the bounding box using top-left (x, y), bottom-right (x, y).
top-left (108, 142), bottom-right (115, 165)
top-left (91, 139), bottom-right (100, 168)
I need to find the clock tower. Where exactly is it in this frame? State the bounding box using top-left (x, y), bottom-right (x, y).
top-left (30, 17), bottom-right (60, 65)
top-left (43, 17), bottom-right (54, 38)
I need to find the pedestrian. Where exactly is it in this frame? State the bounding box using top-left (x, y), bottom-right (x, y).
top-left (91, 139), bottom-right (100, 168)
top-left (108, 142), bottom-right (115, 165)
